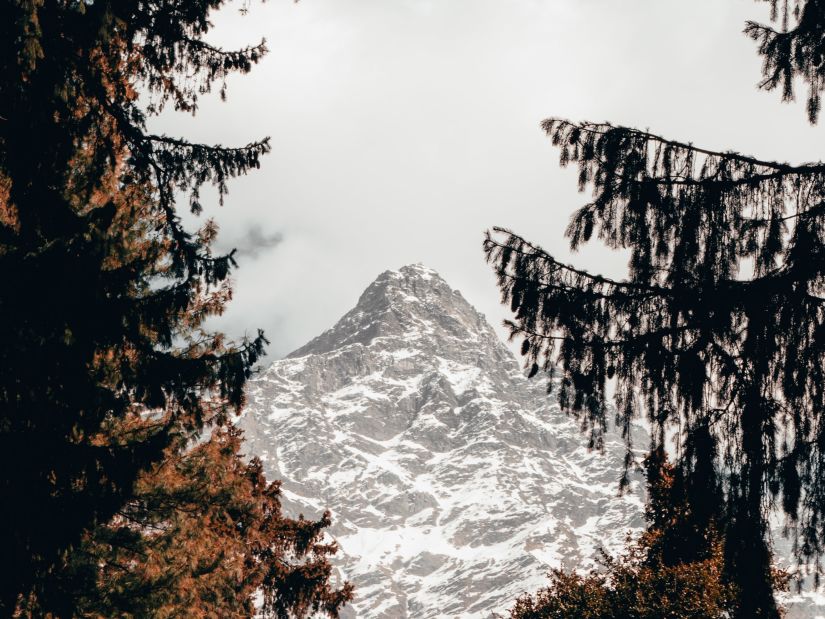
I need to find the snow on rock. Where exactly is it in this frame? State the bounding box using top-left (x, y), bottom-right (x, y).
top-left (238, 264), bottom-right (821, 618)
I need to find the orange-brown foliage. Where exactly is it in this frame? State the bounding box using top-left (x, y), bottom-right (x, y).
top-left (15, 424), bottom-right (353, 619)
top-left (509, 452), bottom-right (788, 619)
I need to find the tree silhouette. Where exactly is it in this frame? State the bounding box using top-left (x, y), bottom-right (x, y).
top-left (0, 1), bottom-right (273, 611)
top-left (486, 1), bottom-right (825, 616)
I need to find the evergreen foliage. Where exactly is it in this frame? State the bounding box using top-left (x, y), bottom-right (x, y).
top-left (508, 451), bottom-right (777, 619)
top-left (748, 0), bottom-right (825, 123)
top-left (485, 2), bottom-right (825, 616)
top-left (0, 0), bottom-right (328, 614)
top-left (14, 424), bottom-right (353, 618)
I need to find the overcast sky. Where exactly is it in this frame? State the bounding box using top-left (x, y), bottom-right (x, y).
top-left (153, 0), bottom-right (824, 360)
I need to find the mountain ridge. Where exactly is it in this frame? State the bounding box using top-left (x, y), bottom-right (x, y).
top-left (240, 264), bottom-right (825, 617)
top-left (240, 264), bottom-right (648, 617)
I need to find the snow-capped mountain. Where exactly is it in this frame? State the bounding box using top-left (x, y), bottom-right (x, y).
top-left (239, 264), bottom-right (647, 618)
top-left (238, 263), bottom-right (825, 618)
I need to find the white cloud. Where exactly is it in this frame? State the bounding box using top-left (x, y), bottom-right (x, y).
top-left (150, 0), bottom-right (821, 359)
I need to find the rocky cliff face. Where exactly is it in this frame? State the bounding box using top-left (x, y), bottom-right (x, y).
top-left (239, 264), bottom-right (646, 617)
top-left (238, 264), bottom-right (823, 618)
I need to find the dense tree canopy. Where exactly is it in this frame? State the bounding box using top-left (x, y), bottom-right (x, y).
top-left (486, 1), bottom-right (825, 616)
top-left (0, 0), bottom-right (301, 613)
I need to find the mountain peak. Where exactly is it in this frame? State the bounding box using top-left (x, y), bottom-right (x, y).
top-left (244, 265), bottom-right (819, 619)
top-left (286, 264), bottom-right (502, 361)
top-left (241, 265), bottom-right (647, 618)
top-left (394, 262), bottom-right (439, 280)
top-left (365, 263), bottom-right (451, 303)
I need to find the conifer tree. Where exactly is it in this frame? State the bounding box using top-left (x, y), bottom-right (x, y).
top-left (485, 1), bottom-right (825, 615)
top-left (14, 424), bottom-right (353, 619)
top-left (0, 0), bottom-right (275, 612)
top-left (508, 451), bottom-right (752, 619)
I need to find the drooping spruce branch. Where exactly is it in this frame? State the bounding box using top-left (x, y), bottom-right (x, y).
top-left (542, 119), bottom-right (825, 281)
top-left (485, 119), bottom-right (825, 618)
top-left (748, 0), bottom-right (825, 123)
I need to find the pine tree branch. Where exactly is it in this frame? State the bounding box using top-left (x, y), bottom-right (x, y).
top-left (544, 119), bottom-right (804, 171)
top-left (487, 227), bottom-right (668, 294)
